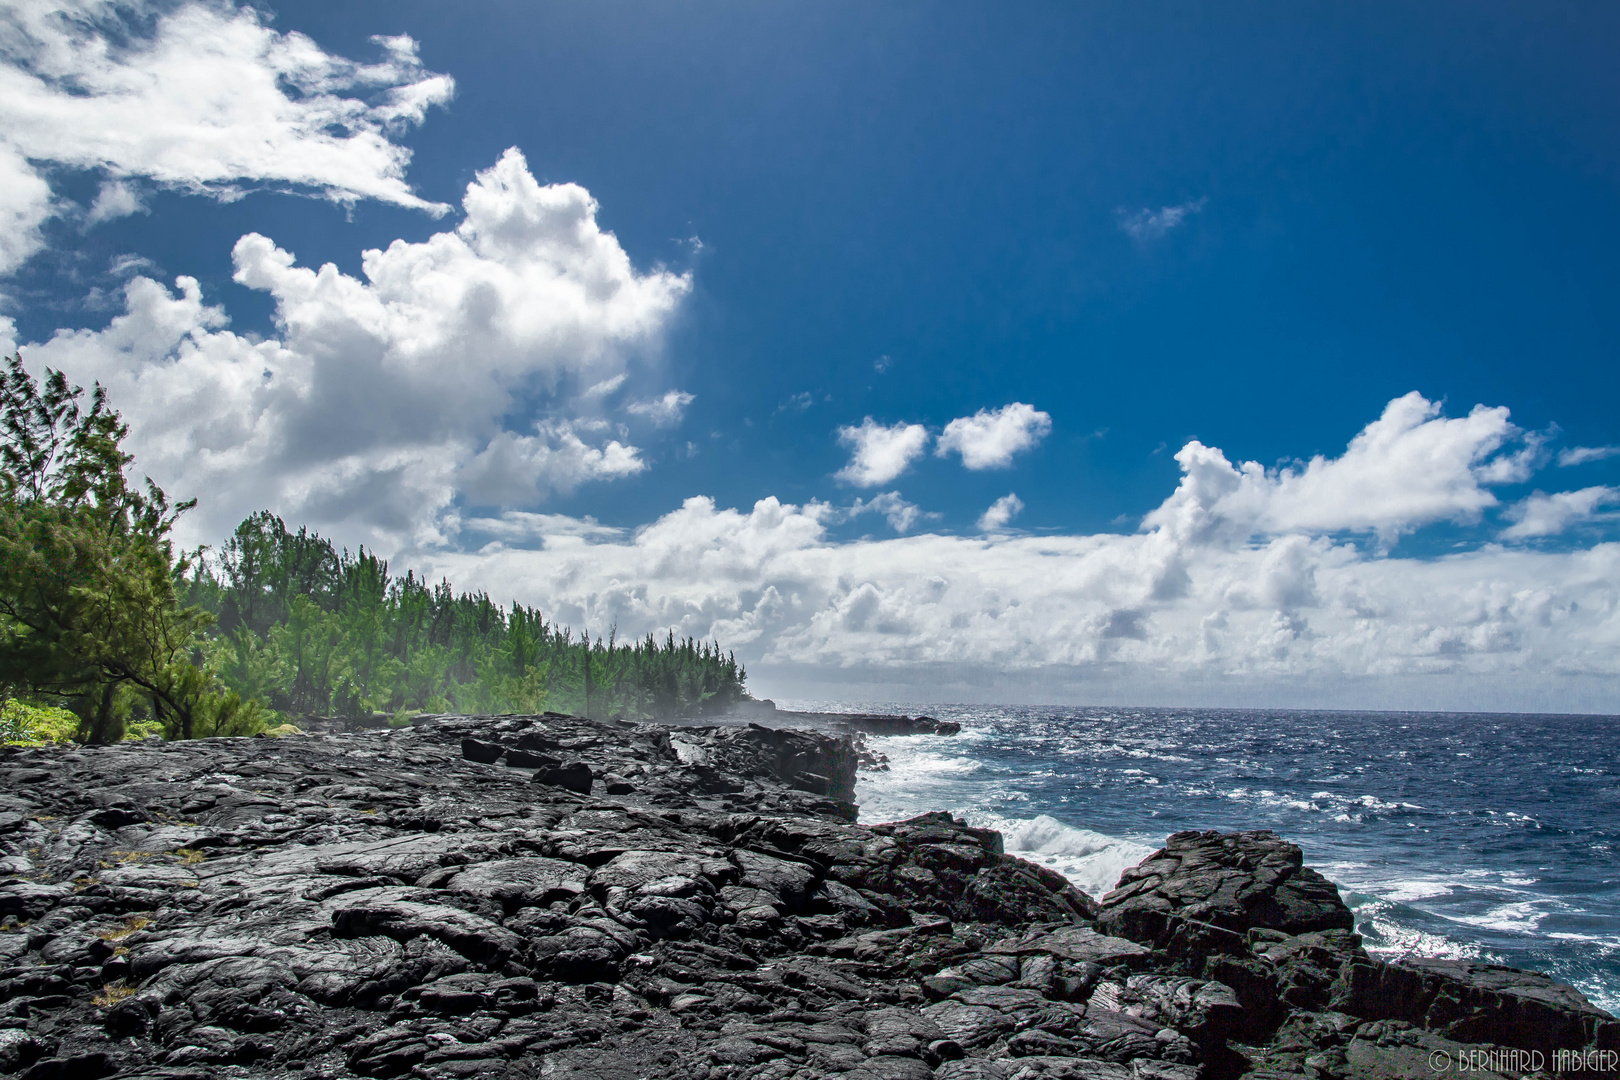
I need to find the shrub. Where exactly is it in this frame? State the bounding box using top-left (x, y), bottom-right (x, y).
top-left (0, 699), bottom-right (80, 745)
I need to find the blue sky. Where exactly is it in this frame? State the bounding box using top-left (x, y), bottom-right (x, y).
top-left (4, 1), bottom-right (1619, 708)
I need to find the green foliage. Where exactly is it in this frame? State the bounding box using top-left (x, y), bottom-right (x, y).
top-left (0, 352), bottom-right (264, 742)
top-left (186, 511), bottom-right (749, 721)
top-left (0, 698), bottom-right (80, 745)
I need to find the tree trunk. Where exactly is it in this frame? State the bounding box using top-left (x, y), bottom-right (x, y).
top-left (86, 681), bottom-right (124, 744)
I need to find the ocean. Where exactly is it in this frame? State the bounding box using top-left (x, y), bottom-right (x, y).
top-left (787, 702), bottom-right (1620, 1016)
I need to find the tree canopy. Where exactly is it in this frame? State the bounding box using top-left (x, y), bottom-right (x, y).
top-left (0, 352), bottom-right (749, 740)
top-left (186, 511), bottom-right (749, 722)
top-left (0, 353), bottom-right (261, 742)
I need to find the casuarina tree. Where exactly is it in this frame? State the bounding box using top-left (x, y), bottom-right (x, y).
top-left (0, 353), bottom-right (261, 741)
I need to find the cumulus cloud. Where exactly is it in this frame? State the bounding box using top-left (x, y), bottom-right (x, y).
top-left (0, 141), bottom-right (55, 276)
top-left (978, 493), bottom-right (1024, 532)
top-left (84, 179), bottom-right (146, 225)
top-left (626, 390), bottom-right (695, 427)
top-left (375, 390), bottom-right (1620, 709)
top-left (1559, 445), bottom-right (1620, 467)
top-left (1143, 392), bottom-right (1527, 547)
top-left (409, 486), bottom-right (1620, 706)
top-left (936, 403), bottom-right (1052, 470)
top-left (458, 423), bottom-right (646, 507)
top-left (24, 148), bottom-right (689, 550)
top-left (1501, 487), bottom-right (1620, 540)
top-left (835, 418), bottom-right (930, 486)
top-left (1118, 197), bottom-right (1207, 241)
top-left (848, 491), bottom-right (924, 534)
top-left (0, 0), bottom-right (453, 272)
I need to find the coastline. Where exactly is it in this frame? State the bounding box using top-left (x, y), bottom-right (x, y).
top-left (0, 711), bottom-right (1614, 1079)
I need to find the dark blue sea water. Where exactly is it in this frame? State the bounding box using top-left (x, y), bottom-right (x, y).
top-left (793, 703), bottom-right (1620, 1016)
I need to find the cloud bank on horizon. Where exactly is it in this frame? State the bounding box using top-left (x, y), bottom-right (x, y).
top-left (1, 1), bottom-right (1617, 707)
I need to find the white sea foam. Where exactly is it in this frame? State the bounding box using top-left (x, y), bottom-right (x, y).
top-left (853, 734), bottom-right (1154, 901)
top-left (978, 813), bottom-right (1156, 900)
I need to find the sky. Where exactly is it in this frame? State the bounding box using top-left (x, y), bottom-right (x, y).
top-left (3, 0), bottom-right (1619, 711)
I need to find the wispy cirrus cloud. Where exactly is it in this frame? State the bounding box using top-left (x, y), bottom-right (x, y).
top-left (978, 492), bottom-right (1024, 532)
top-left (1558, 445), bottom-right (1620, 467)
top-left (626, 390), bottom-right (695, 427)
top-left (0, 0), bottom-right (454, 273)
top-left (1118, 197), bottom-right (1207, 241)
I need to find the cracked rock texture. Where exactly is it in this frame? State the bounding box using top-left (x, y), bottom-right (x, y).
top-left (0, 711), bottom-right (1614, 1080)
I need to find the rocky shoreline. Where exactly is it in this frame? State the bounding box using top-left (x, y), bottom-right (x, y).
top-left (0, 711), bottom-right (1615, 1079)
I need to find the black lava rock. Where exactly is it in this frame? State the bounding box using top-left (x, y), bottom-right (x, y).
top-left (0, 710), bottom-right (1610, 1080)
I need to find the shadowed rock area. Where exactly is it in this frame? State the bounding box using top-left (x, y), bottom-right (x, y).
top-left (0, 712), bottom-right (1614, 1079)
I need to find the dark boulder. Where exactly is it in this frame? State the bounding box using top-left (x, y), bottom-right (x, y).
top-left (1097, 829), bottom-right (1352, 946)
top-left (459, 738), bottom-right (504, 764)
top-left (842, 714), bottom-right (963, 737)
top-left (1335, 956), bottom-right (1620, 1056)
top-left (532, 761), bottom-right (593, 794)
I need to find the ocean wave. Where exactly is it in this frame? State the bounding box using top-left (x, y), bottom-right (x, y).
top-left (837, 700), bottom-right (1620, 1012)
top-left (976, 813), bottom-right (1156, 901)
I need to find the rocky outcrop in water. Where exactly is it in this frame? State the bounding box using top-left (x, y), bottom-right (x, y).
top-left (0, 711), bottom-right (1614, 1080)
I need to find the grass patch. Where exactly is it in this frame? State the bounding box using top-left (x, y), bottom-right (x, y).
top-left (174, 848), bottom-right (206, 865)
top-left (96, 915), bottom-right (151, 942)
top-left (109, 850), bottom-right (156, 863)
top-left (92, 982), bottom-right (135, 1007)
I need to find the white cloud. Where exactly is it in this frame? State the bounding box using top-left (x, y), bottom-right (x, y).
top-left (1143, 392), bottom-right (1525, 547)
top-left (626, 390), bottom-right (695, 427)
top-left (24, 148), bottom-right (689, 550)
top-left (0, 141), bottom-right (56, 276)
top-left (849, 491), bottom-right (924, 534)
top-left (1118, 197), bottom-right (1207, 241)
top-left (458, 423), bottom-right (646, 507)
top-left (583, 373), bottom-right (627, 398)
top-left (0, 0), bottom-right (453, 272)
top-left (978, 493), bottom-right (1024, 532)
top-left (835, 417), bottom-right (930, 486)
top-left (936, 402), bottom-right (1052, 470)
top-left (383, 391), bottom-right (1620, 711)
top-left (85, 179), bottom-right (145, 225)
top-left (459, 511), bottom-right (625, 546)
top-left (1559, 445), bottom-right (1620, 467)
top-left (1501, 487), bottom-right (1620, 540)
top-left (408, 488), bottom-right (1620, 709)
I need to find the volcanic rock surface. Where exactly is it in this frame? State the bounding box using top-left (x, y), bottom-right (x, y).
top-left (0, 711), bottom-right (1614, 1080)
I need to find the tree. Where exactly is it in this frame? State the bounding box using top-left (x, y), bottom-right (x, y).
top-left (0, 353), bottom-right (261, 741)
